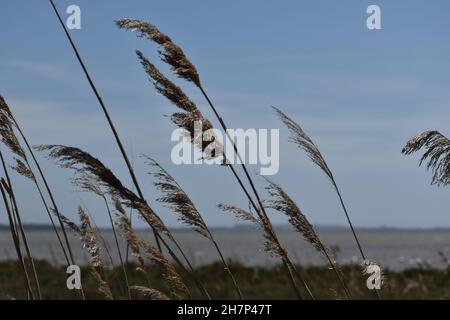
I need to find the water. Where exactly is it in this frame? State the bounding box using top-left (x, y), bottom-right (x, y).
top-left (1, 226), bottom-right (450, 270)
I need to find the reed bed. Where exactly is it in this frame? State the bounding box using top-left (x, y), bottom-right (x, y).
top-left (0, 2), bottom-right (444, 300)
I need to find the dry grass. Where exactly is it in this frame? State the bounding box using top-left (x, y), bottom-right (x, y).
top-left (403, 130), bottom-right (450, 186)
top-left (0, 4), bottom-right (446, 301)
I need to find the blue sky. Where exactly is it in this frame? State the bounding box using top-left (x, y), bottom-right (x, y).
top-left (1, 0), bottom-right (450, 228)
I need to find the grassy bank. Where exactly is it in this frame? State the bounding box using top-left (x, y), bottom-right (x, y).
top-left (1, 260), bottom-right (450, 299)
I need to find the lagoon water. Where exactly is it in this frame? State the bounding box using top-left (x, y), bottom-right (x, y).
top-left (1, 226), bottom-right (450, 271)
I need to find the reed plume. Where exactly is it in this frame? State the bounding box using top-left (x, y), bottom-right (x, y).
top-left (38, 145), bottom-right (211, 297)
top-left (115, 19), bottom-right (201, 87)
top-left (36, 145), bottom-right (200, 298)
top-left (117, 21), bottom-right (303, 299)
top-left (72, 174), bottom-right (132, 299)
top-left (11, 159), bottom-right (35, 181)
top-left (0, 105), bottom-right (26, 161)
top-left (264, 179), bottom-right (324, 253)
top-left (130, 56), bottom-right (301, 294)
top-left (125, 35), bottom-right (304, 297)
top-left (264, 178), bottom-right (352, 299)
top-left (36, 144), bottom-right (170, 236)
top-left (116, 19), bottom-right (274, 225)
top-left (115, 205), bottom-right (189, 299)
top-left (60, 206), bottom-right (112, 299)
top-left (218, 203), bottom-right (313, 299)
top-left (78, 207), bottom-right (103, 268)
top-left (140, 239), bottom-right (189, 298)
top-left (402, 130), bottom-right (450, 186)
top-left (0, 97), bottom-right (34, 182)
top-left (216, 204), bottom-right (260, 226)
top-left (53, 209), bottom-right (81, 235)
top-left (118, 18), bottom-right (312, 298)
top-left (144, 157), bottom-right (209, 238)
top-left (40, 145), bottom-right (211, 299)
top-left (91, 269), bottom-right (113, 300)
top-left (144, 156), bottom-right (244, 299)
top-left (218, 203), bottom-right (283, 260)
top-left (135, 51), bottom-right (224, 161)
top-left (272, 107), bottom-right (332, 179)
top-left (0, 95), bottom-right (74, 270)
top-left (273, 106), bottom-right (367, 261)
top-left (49, 0), bottom-right (162, 253)
top-left (115, 17), bottom-right (272, 201)
top-left (115, 201), bottom-right (145, 268)
top-left (130, 286), bottom-right (169, 300)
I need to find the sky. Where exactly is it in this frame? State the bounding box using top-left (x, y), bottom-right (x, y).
top-left (0, 0), bottom-right (450, 229)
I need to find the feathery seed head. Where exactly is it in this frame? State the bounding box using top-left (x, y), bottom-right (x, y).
top-left (264, 178), bottom-right (324, 253)
top-left (144, 156), bottom-right (210, 239)
top-left (402, 130), bottom-right (450, 186)
top-left (273, 106), bottom-right (333, 181)
top-left (116, 19), bottom-right (201, 86)
top-left (36, 144), bottom-right (170, 235)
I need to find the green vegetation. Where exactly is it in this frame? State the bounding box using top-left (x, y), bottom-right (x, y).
top-left (1, 260), bottom-right (450, 300)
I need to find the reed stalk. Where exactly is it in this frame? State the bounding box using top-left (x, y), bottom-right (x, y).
top-left (145, 157), bottom-right (244, 299)
top-left (0, 152), bottom-right (41, 299)
top-left (14, 122), bottom-right (74, 265)
top-left (48, 0), bottom-right (164, 252)
top-left (264, 177), bottom-right (352, 299)
top-left (1, 95), bottom-right (86, 298)
top-left (102, 195), bottom-right (132, 299)
top-left (116, 19), bottom-right (310, 298)
top-left (48, 1), bottom-right (214, 298)
top-left (38, 144), bottom-right (211, 299)
top-left (0, 180), bottom-right (34, 299)
top-left (122, 46), bottom-right (307, 298)
top-left (273, 106), bottom-right (382, 299)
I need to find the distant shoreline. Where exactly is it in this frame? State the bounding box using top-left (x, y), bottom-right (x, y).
top-left (2, 223), bottom-right (450, 232)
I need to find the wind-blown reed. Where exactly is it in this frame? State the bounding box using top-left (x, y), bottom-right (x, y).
top-left (264, 178), bottom-right (352, 299)
top-left (49, 0), bottom-right (163, 253)
top-left (115, 19), bottom-right (201, 87)
top-left (135, 51), bottom-right (224, 161)
top-left (402, 130), bottom-right (450, 186)
top-left (218, 203), bottom-right (280, 258)
top-left (114, 204), bottom-right (189, 299)
top-left (130, 286), bottom-right (169, 300)
top-left (218, 203), bottom-right (313, 299)
top-left (0, 95), bottom-right (75, 272)
top-left (118, 20), bottom-right (304, 299)
top-left (59, 206), bottom-right (111, 299)
top-left (91, 269), bottom-right (114, 300)
top-left (0, 178), bottom-right (34, 299)
top-left (115, 201), bottom-right (145, 268)
top-left (0, 7), bottom-right (399, 299)
top-left (37, 144), bottom-right (210, 298)
top-left (36, 144), bottom-right (169, 235)
top-left (273, 106), bottom-right (367, 262)
top-left (0, 150), bottom-right (41, 298)
top-left (145, 157), bottom-right (209, 238)
top-left (264, 179), bottom-right (323, 252)
top-left (78, 207), bottom-right (103, 268)
top-left (144, 156), bottom-right (243, 299)
top-left (72, 174), bottom-right (132, 299)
